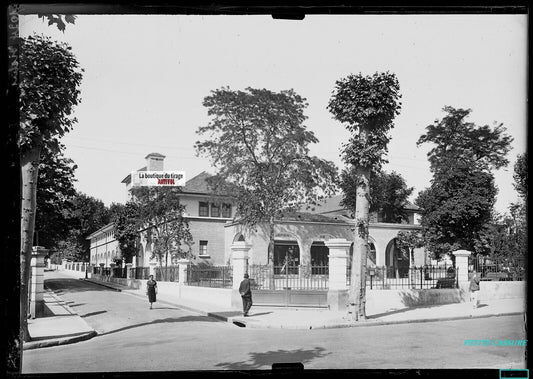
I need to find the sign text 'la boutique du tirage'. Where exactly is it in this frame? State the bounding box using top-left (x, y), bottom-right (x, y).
top-left (131, 171), bottom-right (186, 187)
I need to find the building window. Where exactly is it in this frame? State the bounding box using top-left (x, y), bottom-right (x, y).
top-left (211, 203), bottom-right (220, 217)
top-left (199, 240), bottom-right (208, 256)
top-left (199, 202), bottom-right (209, 217)
top-left (222, 204), bottom-right (232, 218)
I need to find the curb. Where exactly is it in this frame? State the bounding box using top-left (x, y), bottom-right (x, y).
top-left (23, 331), bottom-right (98, 350)
top-left (226, 311), bottom-right (526, 330)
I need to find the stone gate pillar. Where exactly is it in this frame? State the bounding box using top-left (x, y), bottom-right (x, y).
top-left (177, 259), bottom-right (190, 284)
top-left (230, 241), bottom-right (251, 309)
top-left (30, 246), bottom-right (48, 319)
top-left (453, 249), bottom-right (472, 301)
top-left (325, 238), bottom-right (351, 311)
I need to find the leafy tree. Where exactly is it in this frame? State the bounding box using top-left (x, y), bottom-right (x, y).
top-left (417, 106), bottom-right (513, 174)
top-left (196, 87), bottom-right (338, 264)
top-left (328, 72), bottom-right (402, 321)
top-left (109, 202), bottom-right (141, 264)
top-left (34, 144), bottom-right (77, 251)
top-left (130, 187), bottom-right (194, 278)
top-left (19, 34), bottom-right (83, 341)
top-left (513, 152), bottom-right (527, 200)
top-left (396, 230), bottom-right (424, 267)
top-left (415, 107), bottom-right (512, 260)
top-left (415, 162), bottom-right (497, 259)
top-left (62, 192), bottom-right (111, 261)
top-left (340, 168), bottom-right (413, 223)
top-left (37, 14), bottom-right (77, 32)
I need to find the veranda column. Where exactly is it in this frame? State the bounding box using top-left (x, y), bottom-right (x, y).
top-left (325, 238), bottom-right (351, 311)
top-left (230, 241), bottom-right (251, 309)
top-left (30, 246), bottom-right (48, 318)
top-left (453, 249), bottom-right (471, 301)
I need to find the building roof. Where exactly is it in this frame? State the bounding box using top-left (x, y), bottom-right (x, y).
top-left (86, 222), bottom-right (115, 240)
top-left (307, 194), bottom-right (420, 214)
top-left (121, 166), bottom-right (147, 184)
top-left (181, 171), bottom-right (214, 194)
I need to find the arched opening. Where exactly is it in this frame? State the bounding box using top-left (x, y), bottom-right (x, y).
top-left (274, 240), bottom-right (300, 274)
top-left (385, 238), bottom-right (409, 279)
top-left (233, 233), bottom-right (246, 243)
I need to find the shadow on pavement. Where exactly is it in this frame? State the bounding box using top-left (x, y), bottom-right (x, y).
top-left (366, 304), bottom-right (443, 319)
top-left (214, 347), bottom-right (331, 370)
top-left (45, 279), bottom-right (115, 294)
top-left (97, 315), bottom-right (220, 337)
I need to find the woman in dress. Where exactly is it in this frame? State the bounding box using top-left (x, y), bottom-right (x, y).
top-left (146, 275), bottom-right (158, 309)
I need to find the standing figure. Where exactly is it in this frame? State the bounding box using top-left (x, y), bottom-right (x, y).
top-left (239, 273), bottom-right (253, 317)
top-left (469, 271), bottom-right (481, 309)
top-left (146, 275), bottom-right (158, 309)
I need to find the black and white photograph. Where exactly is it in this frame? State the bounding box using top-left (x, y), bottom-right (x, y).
top-left (6, 3), bottom-right (528, 375)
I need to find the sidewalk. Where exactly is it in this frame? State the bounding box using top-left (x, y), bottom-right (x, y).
top-left (84, 277), bottom-right (527, 330)
top-left (25, 274), bottom-right (526, 350)
top-left (24, 287), bottom-right (97, 350)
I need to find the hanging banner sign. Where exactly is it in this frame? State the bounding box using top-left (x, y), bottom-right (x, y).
top-left (131, 171), bottom-right (186, 187)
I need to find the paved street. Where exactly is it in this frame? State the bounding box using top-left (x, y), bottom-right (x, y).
top-left (22, 272), bottom-right (527, 372)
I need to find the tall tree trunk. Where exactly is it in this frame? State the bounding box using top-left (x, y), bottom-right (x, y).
top-left (268, 216), bottom-right (275, 289)
top-left (20, 144), bottom-right (42, 342)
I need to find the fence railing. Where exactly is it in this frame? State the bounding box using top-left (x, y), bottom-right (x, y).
top-left (470, 256), bottom-right (526, 281)
top-left (154, 266), bottom-right (180, 282)
top-left (347, 265), bottom-right (459, 289)
top-left (248, 264), bottom-right (329, 290)
top-left (130, 267), bottom-right (151, 280)
top-left (186, 265), bottom-right (232, 288)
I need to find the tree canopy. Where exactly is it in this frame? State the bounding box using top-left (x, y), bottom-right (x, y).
top-left (19, 34), bottom-right (83, 154)
top-left (34, 144), bottom-right (77, 250)
top-left (513, 152), bottom-right (527, 200)
top-left (415, 106), bottom-right (512, 259)
top-left (196, 87), bottom-right (338, 263)
top-left (417, 106), bottom-right (513, 174)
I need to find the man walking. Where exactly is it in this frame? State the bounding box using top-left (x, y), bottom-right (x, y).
top-left (239, 273), bottom-right (253, 317)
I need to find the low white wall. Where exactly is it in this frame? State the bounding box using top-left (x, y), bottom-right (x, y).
top-left (178, 286), bottom-right (233, 309)
top-left (365, 289), bottom-right (461, 314)
top-left (478, 281), bottom-right (527, 301)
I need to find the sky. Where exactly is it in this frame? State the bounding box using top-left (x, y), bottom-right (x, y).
top-left (19, 13), bottom-right (527, 215)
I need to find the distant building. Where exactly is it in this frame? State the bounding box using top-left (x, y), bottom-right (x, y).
top-left (86, 223), bottom-right (120, 266)
top-left (89, 152), bottom-right (425, 278)
top-left (120, 153), bottom-right (234, 267)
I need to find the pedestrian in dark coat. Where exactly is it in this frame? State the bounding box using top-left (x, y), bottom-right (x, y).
top-left (146, 275), bottom-right (158, 309)
top-left (239, 273), bottom-right (253, 316)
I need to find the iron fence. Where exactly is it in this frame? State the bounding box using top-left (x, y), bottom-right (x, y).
top-left (130, 266), bottom-right (151, 280)
top-left (154, 266), bottom-right (180, 282)
top-left (347, 265), bottom-right (459, 289)
top-left (470, 256), bottom-right (526, 281)
top-left (248, 264), bottom-right (329, 290)
top-left (186, 265), bottom-right (232, 288)
top-left (112, 267), bottom-right (128, 279)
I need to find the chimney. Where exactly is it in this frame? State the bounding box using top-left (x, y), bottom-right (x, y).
top-left (145, 153), bottom-right (165, 171)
